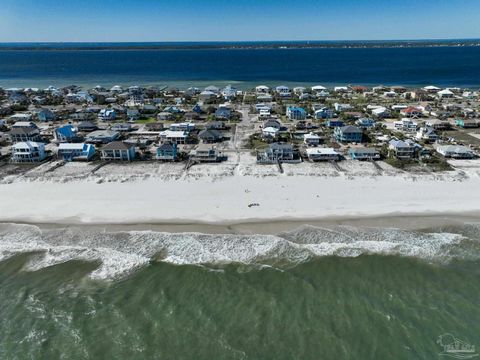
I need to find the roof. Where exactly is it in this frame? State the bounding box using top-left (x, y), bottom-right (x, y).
top-left (436, 145), bottom-right (473, 154)
top-left (349, 147), bottom-right (379, 154)
top-left (9, 127), bottom-right (38, 135)
top-left (338, 125), bottom-right (362, 134)
top-left (12, 141), bottom-right (43, 150)
top-left (58, 143), bottom-right (91, 150)
top-left (199, 128), bottom-right (222, 137)
top-left (160, 130), bottom-right (187, 138)
top-left (87, 130), bottom-right (118, 138)
top-left (269, 143), bottom-right (293, 151)
top-left (158, 142), bottom-right (176, 151)
top-left (102, 141), bottom-right (134, 151)
top-left (306, 148), bottom-right (338, 155)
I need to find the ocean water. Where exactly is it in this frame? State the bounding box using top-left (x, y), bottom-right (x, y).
top-left (1, 222), bottom-right (480, 359)
top-left (1, 45), bottom-right (480, 88)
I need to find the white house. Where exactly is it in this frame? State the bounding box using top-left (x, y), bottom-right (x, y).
top-left (305, 148), bottom-right (340, 162)
top-left (11, 141), bottom-right (46, 163)
top-left (159, 130), bottom-right (188, 144)
top-left (436, 145), bottom-right (475, 159)
top-left (303, 133), bottom-right (321, 146)
top-left (262, 127), bottom-right (279, 139)
top-left (98, 109), bottom-right (116, 121)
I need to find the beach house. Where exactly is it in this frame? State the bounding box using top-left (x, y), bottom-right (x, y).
top-left (98, 109), bottom-right (116, 121)
top-left (394, 119), bottom-right (418, 133)
top-left (189, 144), bottom-right (224, 162)
top-left (286, 106), bottom-right (307, 120)
top-left (455, 119), bottom-right (478, 128)
top-left (303, 133), bottom-right (321, 146)
top-left (388, 139), bottom-right (415, 159)
top-left (262, 127), bottom-right (280, 139)
top-left (257, 143), bottom-right (294, 163)
top-left (263, 119), bottom-right (283, 131)
top-left (275, 86), bottom-right (291, 98)
top-left (156, 142), bottom-right (178, 161)
top-left (159, 130), bottom-right (188, 144)
top-left (169, 123), bottom-right (195, 132)
top-left (111, 123), bottom-right (132, 132)
top-left (400, 106), bottom-right (423, 118)
top-left (198, 129), bottom-right (223, 143)
top-left (101, 141), bottom-right (135, 161)
top-left (77, 121), bottom-right (98, 132)
top-left (314, 107), bottom-right (334, 120)
top-left (425, 119), bottom-right (451, 130)
top-left (305, 148), bottom-right (340, 162)
top-left (54, 124), bottom-right (78, 143)
top-left (86, 130), bottom-right (120, 144)
top-left (11, 141), bottom-right (46, 163)
top-left (348, 147), bottom-right (381, 160)
top-left (325, 119), bottom-right (344, 128)
top-left (215, 108), bottom-right (232, 120)
top-left (356, 118), bottom-right (376, 129)
top-left (415, 127), bottom-right (438, 142)
top-left (334, 126), bottom-right (363, 143)
top-left (36, 108), bottom-right (55, 122)
top-left (436, 145), bottom-right (475, 159)
top-left (57, 143), bottom-right (96, 161)
top-left (9, 127), bottom-right (42, 143)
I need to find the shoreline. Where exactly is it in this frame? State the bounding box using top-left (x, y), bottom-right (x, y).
top-left (5, 212), bottom-right (480, 235)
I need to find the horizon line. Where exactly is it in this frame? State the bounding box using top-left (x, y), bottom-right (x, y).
top-left (1, 38), bottom-right (480, 44)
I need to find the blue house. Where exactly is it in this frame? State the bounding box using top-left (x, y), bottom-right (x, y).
top-left (54, 124), bottom-right (78, 143)
top-left (334, 125), bottom-right (363, 143)
top-left (286, 106), bottom-right (307, 120)
top-left (325, 119), bottom-right (344, 128)
top-left (37, 108), bottom-right (56, 122)
top-left (156, 142), bottom-right (178, 161)
top-left (314, 107), bottom-right (334, 119)
top-left (356, 118), bottom-right (376, 129)
top-left (215, 108), bottom-right (232, 120)
top-left (192, 104), bottom-right (202, 113)
top-left (57, 143), bottom-right (96, 161)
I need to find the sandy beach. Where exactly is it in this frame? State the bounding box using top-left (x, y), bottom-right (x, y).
top-left (1, 154), bottom-right (479, 226)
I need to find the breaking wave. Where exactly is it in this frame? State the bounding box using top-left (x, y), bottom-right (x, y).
top-left (0, 223), bottom-right (479, 281)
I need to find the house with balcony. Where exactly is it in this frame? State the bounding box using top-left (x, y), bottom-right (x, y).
top-left (348, 147), bottom-right (380, 160)
top-left (286, 106), bottom-right (307, 120)
top-left (436, 145), bottom-right (475, 159)
top-left (98, 109), bottom-right (116, 121)
top-left (303, 133), bottom-right (321, 146)
top-left (57, 143), bottom-right (96, 161)
top-left (189, 144), bottom-right (224, 162)
top-left (159, 130), bottom-right (188, 144)
top-left (305, 148), bottom-right (340, 162)
top-left (11, 141), bottom-right (46, 163)
top-left (86, 130), bottom-right (120, 144)
top-left (54, 124), bottom-right (79, 143)
top-left (388, 139), bottom-right (415, 159)
top-left (9, 127), bottom-right (42, 143)
top-left (257, 143), bottom-right (294, 164)
top-left (156, 142), bottom-right (178, 161)
top-left (334, 126), bottom-right (363, 143)
top-left (101, 141), bottom-right (135, 161)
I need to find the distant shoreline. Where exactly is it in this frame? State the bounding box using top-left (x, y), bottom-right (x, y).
top-left (1, 39), bottom-right (480, 51)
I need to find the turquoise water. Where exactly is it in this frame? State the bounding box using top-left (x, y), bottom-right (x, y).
top-left (0, 223), bottom-right (479, 359)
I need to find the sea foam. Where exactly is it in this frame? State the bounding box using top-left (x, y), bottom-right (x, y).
top-left (0, 223), bottom-right (476, 281)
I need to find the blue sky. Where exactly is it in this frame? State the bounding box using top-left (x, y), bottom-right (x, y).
top-left (1, 0), bottom-right (479, 42)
